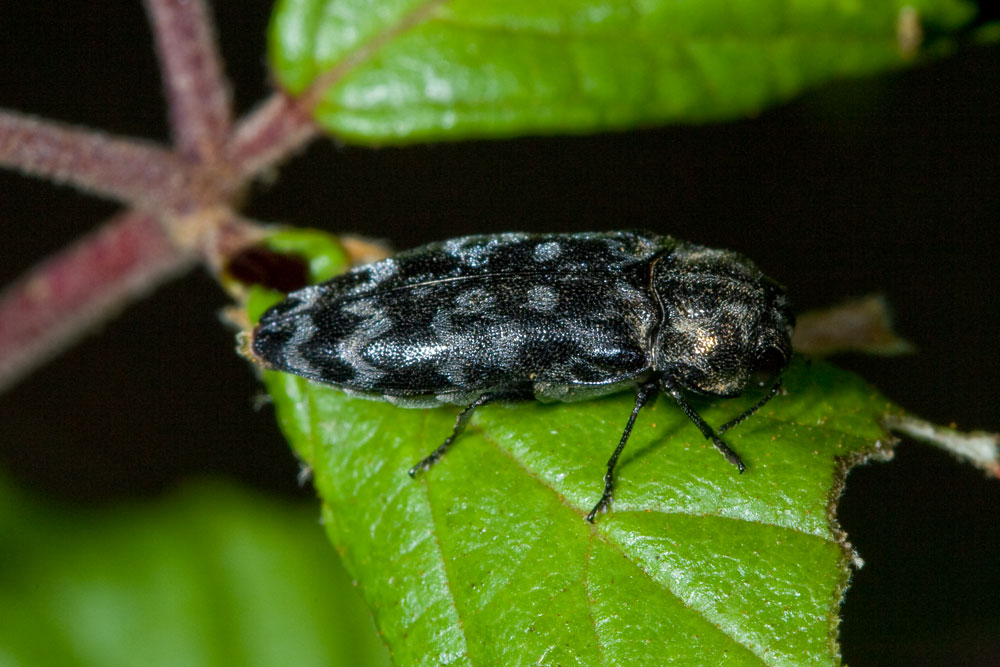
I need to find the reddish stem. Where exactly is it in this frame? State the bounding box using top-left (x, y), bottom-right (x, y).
top-left (144, 0), bottom-right (233, 162)
top-left (0, 1), bottom-right (326, 393)
top-left (0, 110), bottom-right (187, 212)
top-left (224, 92), bottom-right (319, 182)
top-left (0, 212), bottom-right (195, 392)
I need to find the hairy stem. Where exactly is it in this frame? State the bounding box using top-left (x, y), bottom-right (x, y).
top-left (0, 1), bottom-right (327, 392)
top-left (0, 110), bottom-right (186, 212)
top-left (144, 0), bottom-right (233, 162)
top-left (0, 212), bottom-right (195, 393)
top-left (224, 92), bottom-right (319, 182)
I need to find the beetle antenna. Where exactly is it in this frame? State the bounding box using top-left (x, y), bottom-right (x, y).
top-left (718, 379), bottom-right (782, 434)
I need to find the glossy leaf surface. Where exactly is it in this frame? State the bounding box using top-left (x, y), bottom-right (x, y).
top-left (249, 230), bottom-right (900, 666)
top-left (268, 0), bottom-right (976, 143)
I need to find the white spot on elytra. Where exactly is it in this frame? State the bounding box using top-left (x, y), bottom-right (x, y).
top-left (533, 241), bottom-right (562, 262)
top-left (283, 318), bottom-right (326, 380)
top-left (454, 288), bottom-right (494, 312)
top-left (430, 310), bottom-right (454, 336)
top-left (527, 285), bottom-right (558, 311)
top-left (368, 258), bottom-right (398, 284)
top-left (460, 243), bottom-right (490, 268)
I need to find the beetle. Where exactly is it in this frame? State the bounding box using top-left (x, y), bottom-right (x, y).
top-left (250, 230), bottom-right (794, 521)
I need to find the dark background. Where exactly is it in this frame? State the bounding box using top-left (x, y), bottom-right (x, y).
top-left (1, 2), bottom-right (998, 665)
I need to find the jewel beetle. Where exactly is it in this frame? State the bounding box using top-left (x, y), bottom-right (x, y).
top-left (250, 230), bottom-right (795, 521)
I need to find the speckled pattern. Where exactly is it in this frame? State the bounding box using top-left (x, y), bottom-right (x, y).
top-left (252, 230), bottom-right (793, 407)
top-left (252, 230), bottom-right (796, 515)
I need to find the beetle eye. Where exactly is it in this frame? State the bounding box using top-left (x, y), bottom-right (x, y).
top-left (754, 347), bottom-right (787, 387)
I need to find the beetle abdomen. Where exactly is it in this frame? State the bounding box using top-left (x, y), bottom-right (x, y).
top-left (253, 269), bottom-right (658, 404)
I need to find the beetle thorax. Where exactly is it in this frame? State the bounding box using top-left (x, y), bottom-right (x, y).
top-left (649, 248), bottom-right (792, 399)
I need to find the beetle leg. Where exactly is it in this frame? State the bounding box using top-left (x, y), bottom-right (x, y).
top-left (718, 379), bottom-right (782, 434)
top-left (586, 380), bottom-right (658, 523)
top-left (408, 391), bottom-right (522, 476)
top-left (662, 376), bottom-right (747, 473)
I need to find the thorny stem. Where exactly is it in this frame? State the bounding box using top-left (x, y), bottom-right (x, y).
top-left (0, 0), bottom-right (320, 392)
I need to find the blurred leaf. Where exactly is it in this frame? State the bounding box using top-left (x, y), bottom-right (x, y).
top-left (248, 230), bottom-right (901, 665)
top-left (268, 0), bottom-right (976, 143)
top-left (0, 476), bottom-right (391, 667)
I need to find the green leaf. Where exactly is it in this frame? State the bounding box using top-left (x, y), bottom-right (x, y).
top-left (268, 0), bottom-right (976, 143)
top-left (247, 231), bottom-right (901, 665)
top-left (0, 476), bottom-right (391, 667)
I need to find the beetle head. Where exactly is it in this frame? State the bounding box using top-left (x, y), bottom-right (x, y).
top-left (650, 246), bottom-right (794, 398)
